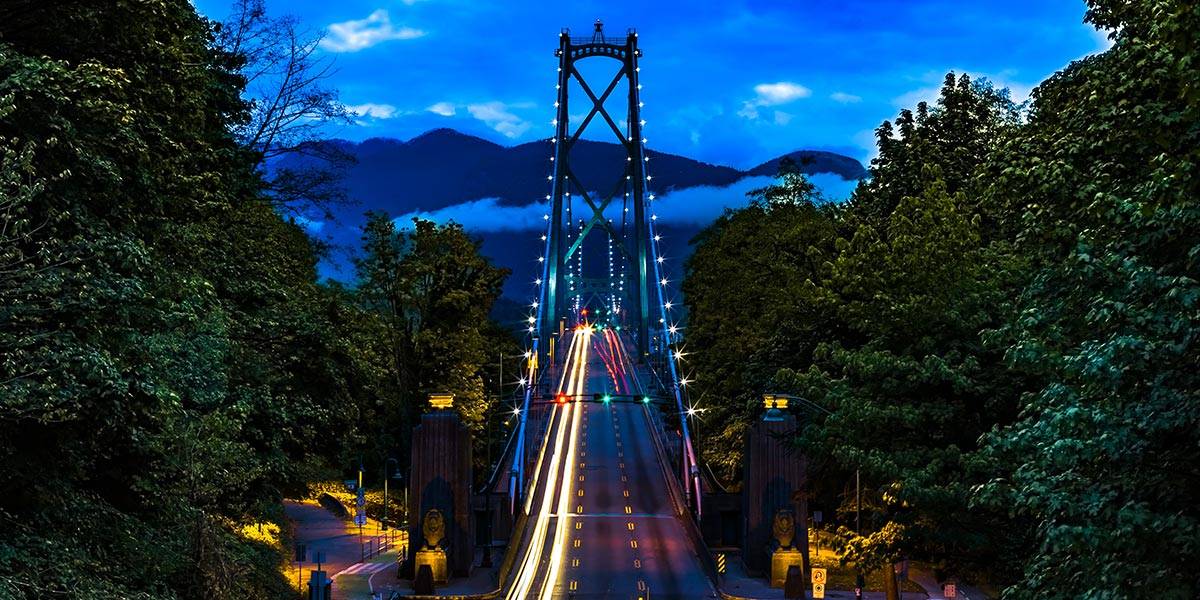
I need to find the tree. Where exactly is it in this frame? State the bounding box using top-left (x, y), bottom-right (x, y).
top-left (354, 213), bottom-right (511, 441)
top-left (215, 0), bottom-right (354, 217)
top-left (0, 2), bottom-right (367, 597)
top-left (682, 159), bottom-right (839, 482)
top-left (973, 2), bottom-right (1200, 597)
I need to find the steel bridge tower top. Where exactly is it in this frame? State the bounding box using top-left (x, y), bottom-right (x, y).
top-left (536, 21), bottom-right (653, 363)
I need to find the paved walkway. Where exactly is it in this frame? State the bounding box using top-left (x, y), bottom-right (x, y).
top-left (284, 500), bottom-right (408, 600)
top-left (907, 566), bottom-right (991, 600)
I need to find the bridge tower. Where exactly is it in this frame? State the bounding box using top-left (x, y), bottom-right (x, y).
top-left (537, 21), bottom-right (653, 362)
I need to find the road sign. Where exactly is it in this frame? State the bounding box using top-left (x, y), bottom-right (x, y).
top-left (811, 568), bottom-right (827, 584)
top-left (714, 553), bottom-right (726, 574)
top-left (354, 513), bottom-right (367, 527)
top-left (813, 510), bottom-right (823, 523)
top-left (812, 582), bottom-right (826, 599)
top-left (944, 582), bottom-right (957, 598)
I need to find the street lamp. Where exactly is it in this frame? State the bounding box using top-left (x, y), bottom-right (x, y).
top-left (383, 458), bottom-right (403, 531)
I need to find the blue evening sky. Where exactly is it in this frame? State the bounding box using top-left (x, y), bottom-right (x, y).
top-left (194, 0), bottom-right (1112, 169)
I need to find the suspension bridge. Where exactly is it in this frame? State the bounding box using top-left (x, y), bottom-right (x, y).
top-left (401, 23), bottom-right (809, 600)
top-left (498, 22), bottom-right (714, 599)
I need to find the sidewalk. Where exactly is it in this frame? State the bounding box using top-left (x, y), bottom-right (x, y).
top-left (717, 554), bottom-right (927, 600)
top-left (374, 547), bottom-right (500, 598)
top-left (284, 500), bottom-right (408, 600)
top-left (907, 566), bottom-right (992, 600)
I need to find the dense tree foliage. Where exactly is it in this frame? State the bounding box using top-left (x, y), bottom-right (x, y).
top-left (683, 1), bottom-right (1199, 596)
top-left (0, 2), bottom-right (514, 597)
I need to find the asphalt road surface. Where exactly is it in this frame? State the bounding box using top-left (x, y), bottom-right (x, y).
top-left (507, 328), bottom-right (717, 599)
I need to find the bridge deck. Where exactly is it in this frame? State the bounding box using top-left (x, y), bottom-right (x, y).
top-left (505, 328), bottom-right (715, 599)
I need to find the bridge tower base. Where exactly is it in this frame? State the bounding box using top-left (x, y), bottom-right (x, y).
top-left (742, 397), bottom-right (810, 579)
top-left (407, 395), bottom-right (474, 579)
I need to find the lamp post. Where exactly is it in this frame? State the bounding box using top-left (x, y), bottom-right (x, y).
top-left (383, 458), bottom-right (402, 532)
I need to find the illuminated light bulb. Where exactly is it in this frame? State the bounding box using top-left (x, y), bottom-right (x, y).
top-left (538, 256), bottom-right (545, 262)
top-left (674, 350), bottom-right (686, 361)
top-left (527, 316), bottom-right (536, 324)
top-left (535, 278), bottom-right (542, 285)
top-left (649, 194), bottom-right (655, 200)
top-left (664, 302), bottom-right (673, 310)
top-left (547, 176), bottom-right (553, 181)
top-left (531, 301), bottom-right (539, 308)
top-left (546, 195), bottom-right (551, 200)
top-left (639, 102), bottom-right (645, 108)
top-left (550, 157), bottom-right (555, 161)
top-left (543, 214), bottom-right (549, 219)
top-left (527, 326), bottom-right (535, 332)
top-left (668, 325), bottom-right (679, 334)
top-left (541, 235), bottom-right (547, 241)
top-left (654, 234), bottom-right (661, 241)
top-left (660, 278), bottom-right (668, 286)
top-left (652, 215), bottom-right (658, 220)
top-left (679, 378), bottom-right (691, 386)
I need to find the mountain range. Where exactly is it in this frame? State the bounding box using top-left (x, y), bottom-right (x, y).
top-left (287, 128), bottom-right (868, 305)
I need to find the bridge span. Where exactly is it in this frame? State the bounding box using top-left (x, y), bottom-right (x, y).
top-left (502, 327), bottom-right (717, 599)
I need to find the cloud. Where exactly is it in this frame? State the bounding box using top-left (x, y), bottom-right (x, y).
top-left (427, 102), bottom-right (456, 117)
top-left (830, 92), bottom-right (862, 104)
top-left (320, 9), bottom-right (424, 53)
top-left (394, 197), bottom-right (550, 232)
top-left (345, 103), bottom-right (399, 119)
top-left (739, 81), bottom-right (811, 119)
top-left (1087, 25), bottom-right (1116, 54)
top-left (773, 111), bottom-right (793, 126)
top-left (394, 175), bottom-right (861, 235)
top-left (467, 101), bottom-right (532, 138)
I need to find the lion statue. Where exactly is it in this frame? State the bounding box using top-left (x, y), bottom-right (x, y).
top-left (422, 509), bottom-right (445, 549)
top-left (773, 509), bottom-right (796, 549)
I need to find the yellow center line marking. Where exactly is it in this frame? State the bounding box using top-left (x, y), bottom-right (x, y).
top-left (634, 559), bottom-right (642, 569)
top-left (627, 522), bottom-right (635, 531)
top-left (574, 539), bottom-right (581, 548)
top-left (630, 540), bottom-right (638, 549)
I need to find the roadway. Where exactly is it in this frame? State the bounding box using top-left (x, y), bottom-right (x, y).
top-left (506, 326), bottom-right (717, 599)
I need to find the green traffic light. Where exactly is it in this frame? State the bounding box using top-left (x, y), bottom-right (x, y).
top-left (642, 396), bottom-right (651, 404)
top-left (602, 395), bottom-right (611, 403)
